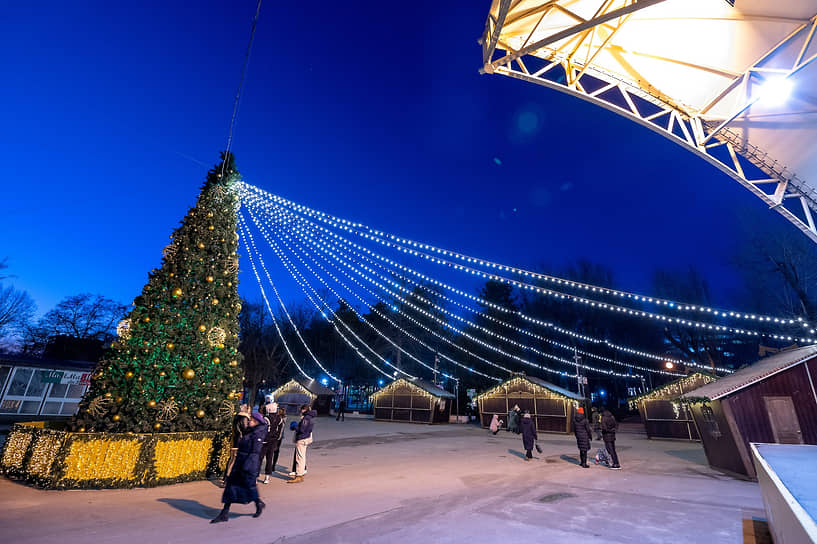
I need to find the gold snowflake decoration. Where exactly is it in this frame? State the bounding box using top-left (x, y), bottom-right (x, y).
top-left (162, 243), bottom-right (177, 260)
top-left (156, 399), bottom-right (179, 422)
top-left (218, 400), bottom-right (235, 420)
top-left (116, 319), bottom-right (132, 340)
top-left (211, 185), bottom-right (227, 201)
top-left (88, 395), bottom-right (113, 417)
top-left (207, 326), bottom-right (227, 346)
top-left (226, 257), bottom-right (239, 274)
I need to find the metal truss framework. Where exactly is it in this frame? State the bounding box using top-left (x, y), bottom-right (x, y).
top-left (480, 0), bottom-right (817, 243)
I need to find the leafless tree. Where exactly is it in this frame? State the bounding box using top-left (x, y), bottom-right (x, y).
top-left (0, 284), bottom-right (36, 340)
top-left (23, 293), bottom-right (127, 352)
top-left (238, 301), bottom-right (290, 400)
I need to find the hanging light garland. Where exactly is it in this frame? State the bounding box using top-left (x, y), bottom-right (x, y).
top-left (246, 205), bottom-right (497, 382)
top-left (240, 182), bottom-right (815, 337)
top-left (241, 192), bottom-right (747, 372)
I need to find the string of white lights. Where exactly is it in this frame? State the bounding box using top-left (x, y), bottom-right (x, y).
top-left (241, 182), bottom-right (815, 335)
top-left (257, 205), bottom-right (641, 381)
top-left (244, 193), bottom-right (733, 372)
top-left (266, 208), bottom-right (683, 378)
top-left (241, 208), bottom-right (409, 380)
top-left (236, 215), bottom-right (313, 382)
top-left (237, 212), bottom-right (341, 383)
top-left (246, 204), bottom-right (459, 382)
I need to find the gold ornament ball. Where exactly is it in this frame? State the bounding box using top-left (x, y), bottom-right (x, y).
top-left (199, 324), bottom-right (207, 332)
top-left (208, 225), bottom-right (214, 231)
top-left (206, 275), bottom-right (214, 283)
top-left (207, 212), bottom-right (213, 218)
top-left (212, 357), bottom-right (220, 365)
top-left (148, 400), bottom-right (157, 407)
top-left (112, 414), bottom-right (121, 422)
top-left (212, 299), bottom-right (219, 305)
top-left (195, 409), bottom-right (205, 418)
top-left (154, 423), bottom-right (162, 430)
top-left (166, 343), bottom-right (174, 350)
top-left (182, 368), bottom-right (195, 380)
top-left (169, 272), bottom-right (174, 277)
top-left (143, 317), bottom-right (150, 322)
top-left (104, 392), bottom-right (112, 398)
top-left (115, 396), bottom-right (123, 403)
top-left (197, 242), bottom-right (205, 249)
top-left (217, 343), bottom-right (225, 350)
top-left (227, 281), bottom-right (232, 287)
top-left (172, 288), bottom-right (183, 297)
top-left (159, 371), bottom-right (166, 377)
top-left (227, 392), bottom-right (235, 399)
top-left (125, 371), bottom-right (134, 379)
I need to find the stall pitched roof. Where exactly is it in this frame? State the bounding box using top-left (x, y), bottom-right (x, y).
top-left (629, 372), bottom-right (718, 404)
top-left (372, 377), bottom-right (455, 400)
top-left (477, 375), bottom-right (584, 401)
top-left (681, 345), bottom-right (817, 401)
top-left (273, 378), bottom-right (336, 398)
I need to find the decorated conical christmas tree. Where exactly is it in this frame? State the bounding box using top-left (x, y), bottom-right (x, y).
top-left (73, 153), bottom-right (244, 433)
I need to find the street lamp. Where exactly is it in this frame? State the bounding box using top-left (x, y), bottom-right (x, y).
top-left (665, 361), bottom-right (675, 370)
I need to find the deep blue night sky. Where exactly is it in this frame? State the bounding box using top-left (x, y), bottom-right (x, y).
top-left (1, 1), bottom-right (791, 317)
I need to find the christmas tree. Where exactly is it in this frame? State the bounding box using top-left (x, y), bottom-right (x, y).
top-left (72, 152), bottom-right (244, 433)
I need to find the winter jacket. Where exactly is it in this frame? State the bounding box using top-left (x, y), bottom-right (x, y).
top-left (268, 413), bottom-right (285, 442)
top-left (573, 413), bottom-right (593, 452)
top-left (520, 415), bottom-right (538, 451)
top-left (591, 410), bottom-right (602, 430)
top-left (295, 409), bottom-right (317, 441)
top-left (489, 414), bottom-right (502, 433)
top-left (601, 410), bottom-right (618, 442)
top-left (507, 409), bottom-right (521, 434)
top-left (222, 421), bottom-right (267, 504)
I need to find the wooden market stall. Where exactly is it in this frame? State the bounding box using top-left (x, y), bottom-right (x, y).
top-left (680, 345), bottom-right (817, 479)
top-left (629, 372), bottom-right (717, 441)
top-left (476, 374), bottom-right (584, 434)
top-left (371, 378), bottom-right (454, 424)
top-left (271, 378), bottom-right (336, 416)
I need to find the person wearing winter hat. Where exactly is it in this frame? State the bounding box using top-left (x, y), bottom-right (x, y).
top-left (211, 411), bottom-right (268, 523)
top-left (222, 407), bottom-right (252, 484)
top-left (573, 406), bottom-right (593, 468)
top-left (520, 410), bottom-right (538, 460)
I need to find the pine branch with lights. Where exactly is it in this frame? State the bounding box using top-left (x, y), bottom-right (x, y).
top-left (72, 153), bottom-right (244, 433)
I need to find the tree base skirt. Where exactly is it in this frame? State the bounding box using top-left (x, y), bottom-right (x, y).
top-left (0, 422), bottom-right (230, 489)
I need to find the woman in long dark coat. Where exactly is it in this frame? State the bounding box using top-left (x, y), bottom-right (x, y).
top-left (520, 411), bottom-right (538, 460)
top-left (573, 406), bottom-right (593, 468)
top-left (211, 412), bottom-right (268, 523)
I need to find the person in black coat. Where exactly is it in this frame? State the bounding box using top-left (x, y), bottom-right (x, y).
top-left (260, 406), bottom-right (286, 483)
top-left (520, 411), bottom-right (538, 460)
top-left (211, 412), bottom-right (269, 523)
top-left (601, 408), bottom-right (621, 469)
top-left (573, 407), bottom-right (593, 468)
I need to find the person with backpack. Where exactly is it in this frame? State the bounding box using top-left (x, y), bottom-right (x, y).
top-left (601, 408), bottom-right (621, 469)
top-left (260, 405), bottom-right (285, 483)
top-left (573, 406), bottom-right (593, 468)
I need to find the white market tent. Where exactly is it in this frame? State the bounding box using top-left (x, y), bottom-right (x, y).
top-left (481, 0), bottom-right (817, 242)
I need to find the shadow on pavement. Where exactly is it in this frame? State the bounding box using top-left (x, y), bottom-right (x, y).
top-left (157, 498), bottom-right (221, 520)
top-left (560, 454), bottom-right (581, 465)
top-left (665, 448), bottom-right (708, 466)
top-left (507, 449), bottom-right (527, 459)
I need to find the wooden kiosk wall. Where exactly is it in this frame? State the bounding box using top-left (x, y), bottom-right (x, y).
top-left (477, 376), bottom-right (581, 434)
top-left (631, 373), bottom-right (717, 441)
top-left (372, 379), bottom-right (452, 424)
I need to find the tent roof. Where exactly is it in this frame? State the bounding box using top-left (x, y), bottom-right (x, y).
top-left (485, 0), bottom-right (817, 239)
top-left (373, 377), bottom-right (456, 399)
top-left (629, 371), bottom-right (718, 403)
top-left (681, 344), bottom-right (817, 401)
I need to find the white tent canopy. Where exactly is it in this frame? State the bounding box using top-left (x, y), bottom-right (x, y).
top-left (481, 0), bottom-right (817, 242)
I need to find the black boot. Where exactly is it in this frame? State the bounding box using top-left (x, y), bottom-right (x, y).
top-left (210, 506), bottom-right (230, 524)
top-left (253, 500), bottom-right (265, 518)
top-left (580, 451), bottom-right (589, 468)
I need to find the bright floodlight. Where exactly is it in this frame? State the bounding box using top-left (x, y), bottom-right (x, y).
top-left (757, 77), bottom-right (793, 106)
top-left (665, 361), bottom-right (675, 370)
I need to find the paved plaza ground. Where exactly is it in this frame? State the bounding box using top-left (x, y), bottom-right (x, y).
top-left (0, 418), bottom-right (768, 543)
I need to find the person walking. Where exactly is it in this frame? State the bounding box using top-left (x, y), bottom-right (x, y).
top-left (222, 405), bottom-right (251, 485)
top-left (335, 395), bottom-right (346, 421)
top-left (211, 412), bottom-right (269, 523)
top-left (287, 404), bottom-right (316, 484)
top-left (573, 406), bottom-right (593, 468)
top-left (520, 410), bottom-right (538, 461)
top-left (591, 406), bottom-right (603, 441)
top-left (601, 408), bottom-right (621, 469)
top-left (489, 414), bottom-right (504, 435)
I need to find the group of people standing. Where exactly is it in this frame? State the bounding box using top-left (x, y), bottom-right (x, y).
top-left (573, 406), bottom-right (621, 469)
top-left (212, 402), bottom-right (317, 524)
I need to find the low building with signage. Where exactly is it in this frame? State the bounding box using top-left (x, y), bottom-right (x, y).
top-left (0, 354), bottom-right (94, 423)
